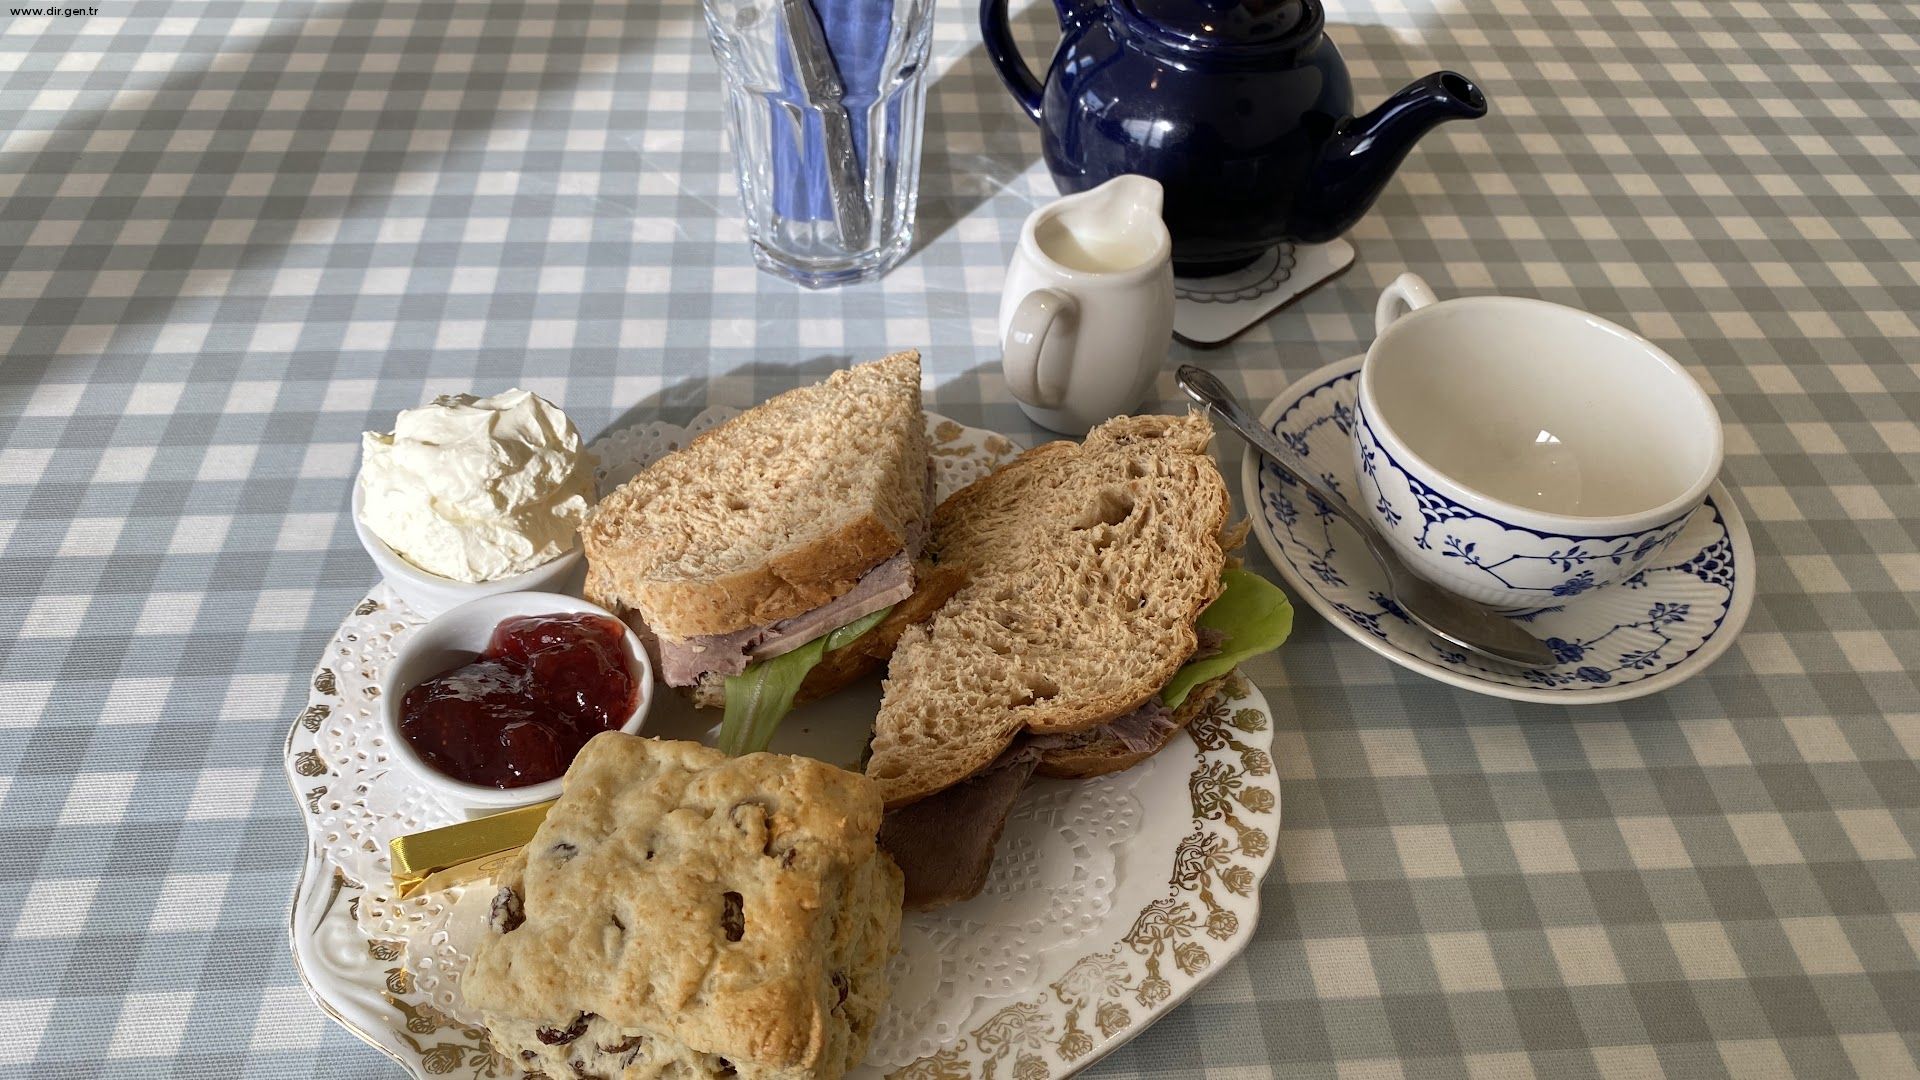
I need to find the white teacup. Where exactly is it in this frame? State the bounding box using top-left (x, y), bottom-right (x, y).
top-left (1352, 273), bottom-right (1723, 608)
top-left (998, 174), bottom-right (1175, 434)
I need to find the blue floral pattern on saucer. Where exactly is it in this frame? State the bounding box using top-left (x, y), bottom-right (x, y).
top-left (1244, 358), bottom-right (1755, 704)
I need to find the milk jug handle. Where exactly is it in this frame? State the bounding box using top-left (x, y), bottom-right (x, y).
top-left (1004, 288), bottom-right (1076, 410)
top-left (1374, 272), bottom-right (1439, 337)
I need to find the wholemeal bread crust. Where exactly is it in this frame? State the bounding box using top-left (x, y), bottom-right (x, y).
top-left (582, 351), bottom-right (927, 640)
top-left (1032, 676), bottom-right (1228, 780)
top-left (463, 733), bottom-right (903, 1080)
top-left (867, 413), bottom-right (1230, 808)
top-left (586, 513), bottom-right (904, 639)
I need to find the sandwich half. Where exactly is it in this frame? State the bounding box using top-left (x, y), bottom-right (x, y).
top-left (868, 413), bottom-right (1292, 907)
top-left (584, 351), bottom-right (957, 752)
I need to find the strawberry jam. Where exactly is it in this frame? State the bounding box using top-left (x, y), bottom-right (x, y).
top-left (400, 612), bottom-right (637, 788)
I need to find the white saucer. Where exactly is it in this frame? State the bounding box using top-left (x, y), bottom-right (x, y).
top-left (1242, 356), bottom-right (1755, 704)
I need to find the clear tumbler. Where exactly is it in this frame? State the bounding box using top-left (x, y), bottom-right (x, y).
top-left (699, 0), bottom-right (936, 287)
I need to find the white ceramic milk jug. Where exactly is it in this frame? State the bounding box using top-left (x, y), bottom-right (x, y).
top-left (997, 175), bottom-right (1175, 434)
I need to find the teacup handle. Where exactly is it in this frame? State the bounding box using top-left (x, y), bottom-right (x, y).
top-left (1375, 272), bottom-right (1439, 336)
top-left (1003, 288), bottom-right (1076, 410)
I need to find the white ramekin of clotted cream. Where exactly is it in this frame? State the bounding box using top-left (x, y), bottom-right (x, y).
top-left (354, 389), bottom-right (594, 616)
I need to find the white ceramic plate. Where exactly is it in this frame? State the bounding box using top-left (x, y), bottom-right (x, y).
top-left (1243, 356), bottom-right (1755, 705)
top-left (289, 411), bottom-right (1284, 1079)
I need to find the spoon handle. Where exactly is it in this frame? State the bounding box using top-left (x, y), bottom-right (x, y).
top-left (1175, 365), bottom-right (1375, 537)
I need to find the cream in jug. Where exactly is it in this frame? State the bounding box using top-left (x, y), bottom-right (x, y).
top-left (998, 175), bottom-right (1176, 434)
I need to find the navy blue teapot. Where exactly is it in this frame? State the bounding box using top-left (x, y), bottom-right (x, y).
top-left (982, 0), bottom-right (1487, 275)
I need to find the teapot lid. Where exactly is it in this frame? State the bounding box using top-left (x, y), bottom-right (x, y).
top-left (1114, 0), bottom-right (1323, 53)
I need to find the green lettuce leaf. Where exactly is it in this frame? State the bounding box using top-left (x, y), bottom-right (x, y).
top-left (1160, 569), bottom-right (1293, 708)
top-left (825, 605), bottom-right (893, 651)
top-left (716, 605), bottom-right (894, 756)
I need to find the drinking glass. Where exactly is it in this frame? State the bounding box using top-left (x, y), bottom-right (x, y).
top-left (699, 0), bottom-right (937, 288)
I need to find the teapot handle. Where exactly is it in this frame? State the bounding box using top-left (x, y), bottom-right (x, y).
top-left (1003, 289), bottom-right (1077, 409)
top-left (981, 0), bottom-right (1044, 122)
top-left (1374, 272), bottom-right (1439, 337)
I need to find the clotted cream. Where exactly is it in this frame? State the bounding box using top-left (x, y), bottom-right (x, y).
top-left (359, 389), bottom-right (593, 582)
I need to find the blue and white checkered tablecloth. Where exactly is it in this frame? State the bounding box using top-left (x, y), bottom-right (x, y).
top-left (2, 0), bottom-right (1917, 1076)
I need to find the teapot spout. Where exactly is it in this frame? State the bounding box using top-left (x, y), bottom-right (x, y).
top-left (1286, 72), bottom-right (1487, 244)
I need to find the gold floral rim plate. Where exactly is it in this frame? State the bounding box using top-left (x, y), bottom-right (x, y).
top-left (887, 670), bottom-right (1280, 1079)
top-left (285, 412), bottom-right (1283, 1078)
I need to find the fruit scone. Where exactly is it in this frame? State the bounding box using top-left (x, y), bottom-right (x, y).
top-left (464, 732), bottom-right (904, 1080)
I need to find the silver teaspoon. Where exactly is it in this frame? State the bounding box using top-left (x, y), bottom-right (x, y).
top-left (1177, 365), bottom-right (1558, 669)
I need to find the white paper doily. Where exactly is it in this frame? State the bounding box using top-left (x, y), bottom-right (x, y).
top-left (291, 410), bottom-right (1172, 1066)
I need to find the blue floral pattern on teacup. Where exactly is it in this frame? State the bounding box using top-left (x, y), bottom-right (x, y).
top-left (1255, 366), bottom-right (1740, 696)
top-left (1350, 403), bottom-right (1693, 607)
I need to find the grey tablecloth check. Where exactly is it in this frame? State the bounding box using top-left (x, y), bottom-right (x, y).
top-left (2, 0), bottom-right (1916, 1075)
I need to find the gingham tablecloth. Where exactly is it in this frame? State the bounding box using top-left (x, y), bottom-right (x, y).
top-left (2, 0), bottom-right (1916, 1075)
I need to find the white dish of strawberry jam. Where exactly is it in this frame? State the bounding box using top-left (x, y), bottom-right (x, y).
top-left (380, 592), bottom-right (653, 812)
top-left (401, 612), bottom-right (637, 788)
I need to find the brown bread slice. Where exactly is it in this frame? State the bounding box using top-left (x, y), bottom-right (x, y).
top-left (1030, 520), bottom-right (1245, 777)
top-left (583, 351), bottom-right (927, 641)
top-left (866, 413), bottom-right (1230, 808)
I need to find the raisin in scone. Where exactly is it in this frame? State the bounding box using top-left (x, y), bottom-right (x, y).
top-left (464, 732), bottom-right (904, 1080)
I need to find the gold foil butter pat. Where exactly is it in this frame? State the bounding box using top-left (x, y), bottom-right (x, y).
top-left (390, 800), bottom-right (555, 899)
